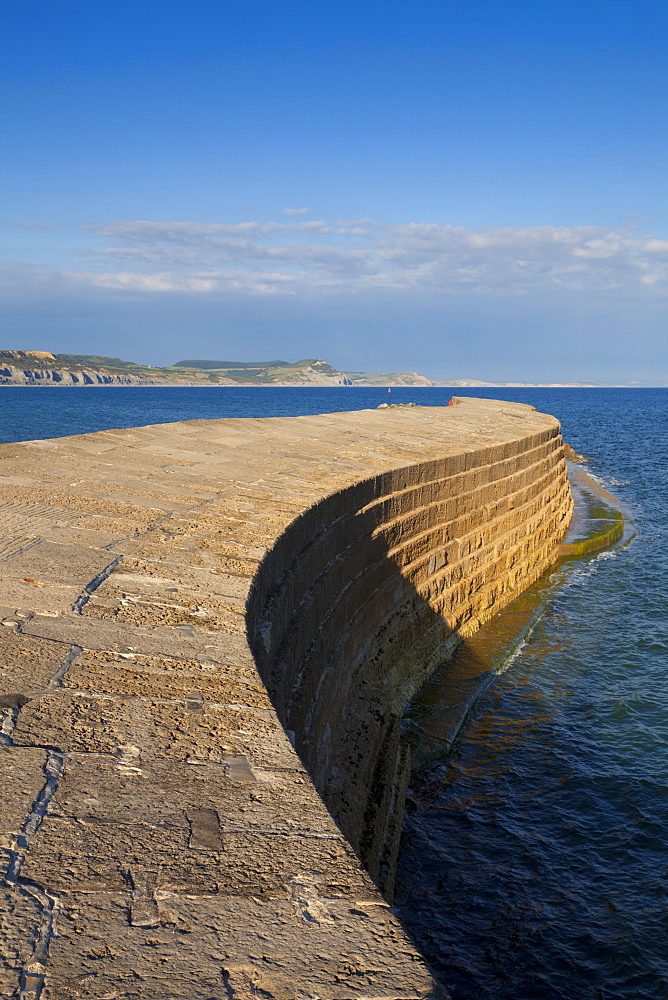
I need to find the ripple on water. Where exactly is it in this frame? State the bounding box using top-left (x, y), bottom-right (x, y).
top-left (396, 390), bottom-right (668, 1000)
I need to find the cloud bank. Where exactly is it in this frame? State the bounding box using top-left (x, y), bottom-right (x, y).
top-left (6, 217), bottom-right (664, 300)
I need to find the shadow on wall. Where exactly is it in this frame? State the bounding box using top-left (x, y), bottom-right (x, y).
top-left (246, 432), bottom-right (572, 897)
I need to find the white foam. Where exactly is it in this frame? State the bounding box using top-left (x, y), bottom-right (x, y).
top-left (562, 549), bottom-right (619, 588)
top-left (495, 637), bottom-right (529, 675)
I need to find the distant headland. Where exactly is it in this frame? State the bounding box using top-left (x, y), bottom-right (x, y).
top-left (0, 350), bottom-right (623, 387)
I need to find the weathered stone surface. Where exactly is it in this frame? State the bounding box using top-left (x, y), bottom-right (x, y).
top-left (62, 648), bottom-right (268, 703)
top-left (44, 892), bottom-right (436, 999)
top-left (0, 746), bottom-right (49, 874)
top-left (13, 691), bottom-right (297, 769)
top-left (0, 399), bottom-right (573, 997)
top-left (0, 886), bottom-right (42, 997)
top-left (0, 631), bottom-right (72, 696)
top-left (0, 541), bottom-right (116, 589)
top-left (23, 612), bottom-right (251, 662)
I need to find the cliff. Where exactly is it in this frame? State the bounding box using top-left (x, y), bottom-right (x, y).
top-left (0, 352), bottom-right (356, 386)
top-left (0, 364), bottom-right (158, 386)
top-left (0, 351), bottom-right (178, 386)
top-left (0, 350), bottom-right (442, 387)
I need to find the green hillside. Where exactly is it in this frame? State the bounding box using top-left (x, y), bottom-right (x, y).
top-left (174, 359), bottom-right (289, 370)
top-left (0, 351), bottom-right (352, 385)
top-left (1, 350), bottom-right (436, 386)
top-left (170, 358), bottom-right (345, 384)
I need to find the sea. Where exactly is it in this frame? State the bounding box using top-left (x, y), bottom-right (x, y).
top-left (1, 385), bottom-right (666, 999)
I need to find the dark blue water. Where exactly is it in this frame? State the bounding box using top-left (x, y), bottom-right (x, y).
top-left (394, 390), bottom-right (668, 1000)
top-left (0, 384), bottom-right (450, 443)
top-left (1, 385), bottom-right (666, 998)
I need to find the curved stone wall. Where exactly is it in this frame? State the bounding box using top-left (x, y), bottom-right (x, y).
top-left (248, 397), bottom-right (573, 889)
top-left (0, 398), bottom-right (571, 998)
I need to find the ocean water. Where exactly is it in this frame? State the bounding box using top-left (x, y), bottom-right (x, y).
top-left (394, 390), bottom-right (668, 1000)
top-left (1, 385), bottom-right (666, 997)
top-left (0, 384), bottom-right (451, 443)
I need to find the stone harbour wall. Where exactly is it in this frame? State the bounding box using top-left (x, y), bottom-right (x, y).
top-left (248, 398), bottom-right (573, 892)
top-left (0, 398), bottom-right (572, 998)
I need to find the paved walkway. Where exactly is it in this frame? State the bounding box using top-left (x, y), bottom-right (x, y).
top-left (0, 399), bottom-right (571, 999)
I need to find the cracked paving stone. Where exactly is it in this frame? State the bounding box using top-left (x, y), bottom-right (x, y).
top-left (0, 746), bottom-right (50, 875)
top-left (0, 631), bottom-right (74, 696)
top-left (0, 541), bottom-right (117, 589)
top-left (0, 886), bottom-right (43, 998)
top-left (62, 648), bottom-right (270, 706)
top-left (43, 891), bottom-right (438, 1000)
top-left (12, 690), bottom-right (300, 769)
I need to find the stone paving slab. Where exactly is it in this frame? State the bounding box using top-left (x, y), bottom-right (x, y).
top-left (44, 891), bottom-right (436, 1000)
top-left (62, 649), bottom-right (268, 703)
top-left (22, 612), bottom-right (253, 663)
top-left (0, 746), bottom-right (49, 874)
top-left (26, 822), bottom-right (372, 899)
top-left (35, 752), bottom-right (332, 837)
top-left (82, 588), bottom-right (247, 633)
top-left (0, 886), bottom-right (42, 998)
top-left (13, 690), bottom-right (304, 770)
top-left (0, 631), bottom-right (72, 696)
top-left (0, 580), bottom-right (81, 615)
top-left (0, 541), bottom-right (116, 588)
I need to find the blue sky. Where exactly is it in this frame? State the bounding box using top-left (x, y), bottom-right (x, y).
top-left (2, 0), bottom-right (666, 382)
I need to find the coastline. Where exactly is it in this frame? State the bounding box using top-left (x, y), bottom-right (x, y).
top-left (0, 383), bottom-right (660, 388)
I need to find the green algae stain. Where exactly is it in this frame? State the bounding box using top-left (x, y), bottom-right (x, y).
top-left (559, 470), bottom-right (628, 562)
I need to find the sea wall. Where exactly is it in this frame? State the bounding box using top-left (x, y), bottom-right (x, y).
top-left (0, 399), bottom-right (571, 998)
top-left (248, 397), bottom-right (573, 890)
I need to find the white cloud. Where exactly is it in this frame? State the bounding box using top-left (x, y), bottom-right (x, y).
top-left (88, 272), bottom-right (220, 293)
top-left (4, 218), bottom-right (667, 299)
top-left (7, 221), bottom-right (61, 230)
top-left (283, 207), bottom-right (310, 215)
